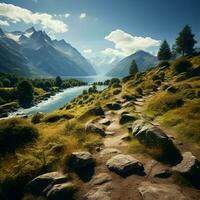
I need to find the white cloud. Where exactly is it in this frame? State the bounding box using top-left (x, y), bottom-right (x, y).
top-left (80, 13), bottom-right (86, 19)
top-left (102, 29), bottom-right (160, 58)
top-left (0, 19), bottom-right (9, 26)
top-left (0, 3), bottom-right (68, 33)
top-left (64, 13), bottom-right (70, 18)
top-left (83, 48), bottom-right (92, 54)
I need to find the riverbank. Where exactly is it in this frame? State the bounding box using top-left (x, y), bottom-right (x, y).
top-left (1, 85), bottom-right (107, 119)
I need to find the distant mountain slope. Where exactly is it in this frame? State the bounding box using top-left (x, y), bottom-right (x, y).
top-left (0, 27), bottom-right (96, 77)
top-left (106, 51), bottom-right (158, 77)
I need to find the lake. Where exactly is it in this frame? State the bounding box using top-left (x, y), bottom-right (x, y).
top-left (8, 85), bottom-right (106, 117)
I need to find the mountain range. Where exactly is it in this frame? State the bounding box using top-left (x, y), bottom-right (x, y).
top-left (0, 27), bottom-right (96, 77)
top-left (106, 51), bottom-right (158, 77)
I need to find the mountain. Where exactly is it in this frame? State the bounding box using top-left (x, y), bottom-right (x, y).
top-left (0, 27), bottom-right (96, 77)
top-left (106, 51), bottom-right (158, 77)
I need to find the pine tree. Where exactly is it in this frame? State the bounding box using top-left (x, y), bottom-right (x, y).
top-left (157, 40), bottom-right (171, 61)
top-left (129, 60), bottom-right (138, 75)
top-left (55, 76), bottom-right (62, 87)
top-left (176, 25), bottom-right (196, 56)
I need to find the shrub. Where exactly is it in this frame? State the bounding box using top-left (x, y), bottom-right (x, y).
top-left (108, 78), bottom-right (120, 87)
top-left (43, 114), bottom-right (61, 123)
top-left (113, 89), bottom-right (121, 95)
top-left (173, 57), bottom-right (192, 73)
top-left (157, 61), bottom-right (170, 68)
top-left (31, 112), bottom-right (44, 124)
top-left (0, 118), bottom-right (38, 154)
top-left (144, 92), bottom-right (184, 116)
top-left (152, 74), bottom-right (160, 81)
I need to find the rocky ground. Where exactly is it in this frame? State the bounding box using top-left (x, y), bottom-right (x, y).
top-left (25, 92), bottom-right (200, 200)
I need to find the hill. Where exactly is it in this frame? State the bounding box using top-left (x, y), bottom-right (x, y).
top-left (106, 50), bottom-right (158, 77)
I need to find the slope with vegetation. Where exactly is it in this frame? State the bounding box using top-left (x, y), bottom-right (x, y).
top-left (0, 25), bottom-right (200, 200)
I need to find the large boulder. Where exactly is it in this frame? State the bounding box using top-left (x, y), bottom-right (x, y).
top-left (119, 114), bottom-right (137, 124)
top-left (138, 182), bottom-right (187, 200)
top-left (106, 103), bottom-right (121, 110)
top-left (132, 120), bottom-right (182, 164)
top-left (86, 123), bottom-right (106, 137)
top-left (68, 151), bottom-right (95, 170)
top-left (106, 154), bottom-right (144, 176)
top-left (46, 182), bottom-right (76, 200)
top-left (172, 152), bottom-right (200, 187)
top-left (25, 172), bottom-right (68, 195)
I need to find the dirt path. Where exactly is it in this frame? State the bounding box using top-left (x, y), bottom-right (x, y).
top-left (75, 93), bottom-right (200, 200)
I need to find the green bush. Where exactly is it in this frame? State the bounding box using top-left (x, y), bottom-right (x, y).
top-left (31, 112), bottom-right (44, 124)
top-left (157, 61), bottom-right (170, 68)
top-left (173, 57), bottom-right (192, 73)
top-left (42, 114), bottom-right (61, 123)
top-left (0, 118), bottom-right (38, 154)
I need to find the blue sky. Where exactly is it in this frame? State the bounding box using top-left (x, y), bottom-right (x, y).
top-left (0, 0), bottom-right (200, 66)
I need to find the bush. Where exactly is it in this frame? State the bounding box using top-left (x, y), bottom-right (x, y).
top-left (173, 57), bottom-right (192, 73)
top-left (0, 118), bottom-right (38, 154)
top-left (144, 92), bottom-right (184, 116)
top-left (109, 78), bottom-right (120, 87)
top-left (31, 112), bottom-right (44, 124)
top-left (152, 75), bottom-right (160, 81)
top-left (157, 61), bottom-right (170, 68)
top-left (42, 114), bottom-right (61, 123)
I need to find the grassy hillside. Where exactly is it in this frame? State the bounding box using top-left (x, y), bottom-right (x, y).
top-left (0, 55), bottom-right (199, 199)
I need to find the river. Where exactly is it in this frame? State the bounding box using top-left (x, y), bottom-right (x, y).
top-left (8, 85), bottom-right (107, 117)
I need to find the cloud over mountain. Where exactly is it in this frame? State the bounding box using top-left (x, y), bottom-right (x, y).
top-left (102, 29), bottom-right (160, 58)
top-left (0, 3), bottom-right (68, 33)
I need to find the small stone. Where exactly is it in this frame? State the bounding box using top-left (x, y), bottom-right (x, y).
top-left (68, 151), bottom-right (95, 170)
top-left (138, 182), bottom-right (187, 200)
top-left (90, 173), bottom-right (112, 185)
top-left (106, 154), bottom-right (144, 176)
top-left (46, 182), bottom-right (76, 200)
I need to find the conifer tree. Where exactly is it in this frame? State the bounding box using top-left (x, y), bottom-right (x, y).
top-left (157, 40), bottom-right (171, 61)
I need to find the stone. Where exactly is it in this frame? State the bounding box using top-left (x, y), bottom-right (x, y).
top-left (90, 173), bottom-right (112, 185)
top-left (88, 106), bottom-right (105, 116)
top-left (100, 148), bottom-right (121, 157)
top-left (99, 118), bottom-right (111, 125)
top-left (25, 172), bottom-right (68, 195)
top-left (138, 182), bottom-right (187, 200)
top-left (84, 183), bottom-right (112, 200)
top-left (119, 114), bottom-right (137, 124)
top-left (46, 182), bottom-right (76, 200)
top-left (132, 120), bottom-right (182, 164)
top-left (68, 151), bottom-right (95, 170)
top-left (153, 169), bottom-right (172, 178)
top-left (106, 103), bottom-right (121, 110)
top-left (86, 123), bottom-right (106, 137)
top-left (106, 154), bottom-right (144, 176)
top-left (172, 152), bottom-right (200, 187)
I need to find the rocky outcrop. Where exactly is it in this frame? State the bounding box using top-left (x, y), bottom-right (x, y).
top-left (25, 172), bottom-right (76, 200)
top-left (138, 182), bottom-right (187, 200)
top-left (172, 152), bottom-right (200, 187)
top-left (106, 103), bottom-right (121, 110)
top-left (132, 120), bottom-right (182, 164)
top-left (106, 154), bottom-right (144, 176)
top-left (46, 182), bottom-right (76, 200)
top-left (25, 172), bottom-right (69, 195)
top-left (68, 151), bottom-right (95, 170)
top-left (119, 114), bottom-right (137, 124)
top-left (86, 123), bottom-right (106, 137)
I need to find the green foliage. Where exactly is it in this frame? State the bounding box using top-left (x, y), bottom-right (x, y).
top-left (31, 113), bottom-right (44, 124)
top-left (157, 40), bottom-right (171, 61)
top-left (17, 80), bottom-right (34, 107)
top-left (108, 78), bottom-right (120, 87)
top-left (157, 61), bottom-right (170, 68)
top-left (129, 60), bottom-right (138, 75)
top-left (144, 92), bottom-right (184, 116)
top-left (176, 25), bottom-right (196, 56)
top-left (55, 76), bottom-right (62, 87)
top-left (0, 118), bottom-right (38, 154)
top-left (172, 57), bottom-right (192, 73)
